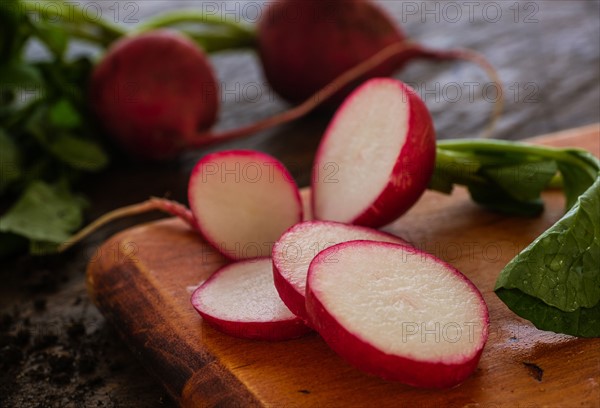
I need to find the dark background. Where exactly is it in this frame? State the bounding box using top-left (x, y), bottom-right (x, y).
top-left (1, 1), bottom-right (599, 406)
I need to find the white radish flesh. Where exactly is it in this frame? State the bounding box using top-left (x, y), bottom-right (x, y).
top-left (188, 150), bottom-right (302, 260)
top-left (311, 78), bottom-right (436, 228)
top-left (306, 240), bottom-right (489, 388)
top-left (272, 220), bottom-right (407, 321)
top-left (191, 258), bottom-right (310, 341)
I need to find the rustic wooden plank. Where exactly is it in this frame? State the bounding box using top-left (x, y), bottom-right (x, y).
top-left (87, 124), bottom-right (600, 407)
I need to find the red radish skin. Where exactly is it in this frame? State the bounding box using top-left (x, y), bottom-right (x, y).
top-left (258, 0), bottom-right (502, 113)
top-left (191, 258), bottom-right (310, 341)
top-left (258, 0), bottom-right (405, 105)
top-left (91, 3), bottom-right (502, 161)
top-left (188, 150), bottom-right (303, 260)
top-left (91, 25), bottom-right (500, 160)
top-left (90, 28), bottom-right (413, 161)
top-left (312, 78), bottom-right (436, 228)
top-left (272, 220), bottom-right (408, 321)
top-left (306, 241), bottom-right (489, 388)
top-left (90, 29), bottom-right (415, 161)
top-left (90, 30), bottom-right (219, 160)
top-left (66, 79), bottom-right (431, 253)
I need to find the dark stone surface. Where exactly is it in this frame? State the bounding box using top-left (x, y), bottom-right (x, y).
top-left (1, 1), bottom-right (598, 407)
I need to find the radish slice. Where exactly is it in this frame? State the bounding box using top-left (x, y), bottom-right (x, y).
top-left (306, 241), bottom-right (489, 388)
top-left (188, 150), bottom-right (302, 260)
top-left (191, 258), bottom-right (310, 341)
top-left (311, 78), bottom-right (436, 228)
top-left (272, 221), bottom-right (407, 321)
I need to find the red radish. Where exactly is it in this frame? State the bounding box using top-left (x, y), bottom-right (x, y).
top-left (59, 150), bottom-right (302, 259)
top-left (91, 29), bottom-right (406, 160)
top-left (258, 0), bottom-right (403, 105)
top-left (312, 78), bottom-right (436, 228)
top-left (91, 26), bottom-right (501, 161)
top-left (272, 220), bottom-right (407, 321)
top-left (90, 30), bottom-right (219, 160)
top-left (189, 150), bottom-right (302, 260)
top-left (191, 258), bottom-right (310, 341)
top-left (306, 240), bottom-right (489, 388)
top-left (91, 28), bottom-right (400, 161)
top-left (258, 0), bottom-right (502, 111)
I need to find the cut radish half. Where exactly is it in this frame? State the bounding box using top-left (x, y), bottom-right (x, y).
top-left (191, 258), bottom-right (310, 341)
top-left (272, 221), bottom-right (407, 321)
top-left (189, 150), bottom-right (302, 260)
top-left (311, 78), bottom-right (436, 228)
top-left (306, 241), bottom-right (489, 388)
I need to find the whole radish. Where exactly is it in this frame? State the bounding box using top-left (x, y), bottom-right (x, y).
top-left (258, 0), bottom-right (501, 110)
top-left (90, 29), bottom-right (421, 160)
top-left (91, 25), bottom-right (500, 160)
top-left (258, 0), bottom-right (405, 105)
top-left (90, 30), bottom-right (219, 160)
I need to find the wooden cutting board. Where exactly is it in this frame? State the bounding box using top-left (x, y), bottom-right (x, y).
top-left (87, 124), bottom-right (600, 408)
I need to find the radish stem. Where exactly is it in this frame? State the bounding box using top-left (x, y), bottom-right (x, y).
top-left (180, 29), bottom-right (256, 53)
top-left (414, 47), bottom-right (504, 138)
top-left (58, 198), bottom-right (195, 252)
top-left (189, 41), bottom-right (502, 147)
top-left (22, 0), bottom-right (126, 40)
top-left (189, 42), bottom-right (423, 147)
top-left (134, 10), bottom-right (255, 38)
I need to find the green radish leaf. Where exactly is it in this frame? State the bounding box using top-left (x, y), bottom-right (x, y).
top-left (495, 175), bottom-right (600, 337)
top-left (428, 172), bottom-right (454, 194)
top-left (0, 180), bottom-right (86, 244)
top-left (49, 99), bottom-right (82, 129)
top-left (557, 150), bottom-right (598, 210)
top-left (436, 139), bottom-right (600, 337)
top-left (429, 149), bottom-right (482, 194)
top-left (0, 129), bottom-right (21, 192)
top-left (558, 163), bottom-right (592, 210)
top-left (0, 2), bottom-right (23, 60)
top-left (0, 0), bottom-right (34, 63)
top-left (35, 22), bottom-right (69, 57)
top-left (24, 105), bottom-right (53, 149)
top-left (483, 160), bottom-right (557, 202)
top-left (0, 63), bottom-right (44, 109)
top-left (48, 133), bottom-right (109, 171)
top-left (494, 289), bottom-right (600, 338)
top-left (29, 240), bottom-right (61, 256)
top-left (0, 63), bottom-right (43, 88)
top-left (467, 184), bottom-right (544, 217)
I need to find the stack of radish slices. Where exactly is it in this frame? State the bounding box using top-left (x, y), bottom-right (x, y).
top-left (190, 79), bottom-right (489, 389)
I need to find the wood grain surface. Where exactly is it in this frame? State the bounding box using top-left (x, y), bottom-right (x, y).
top-left (87, 124), bottom-right (600, 407)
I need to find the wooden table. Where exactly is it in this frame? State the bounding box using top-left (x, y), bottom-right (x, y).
top-left (1, 1), bottom-right (598, 407)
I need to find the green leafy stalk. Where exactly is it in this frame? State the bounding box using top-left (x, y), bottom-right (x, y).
top-left (133, 10), bottom-right (257, 52)
top-left (134, 10), bottom-right (255, 36)
top-left (20, 0), bottom-right (126, 46)
top-left (1, 0), bottom-right (110, 258)
top-left (179, 29), bottom-right (257, 54)
top-left (0, 181), bottom-right (87, 254)
top-left (433, 139), bottom-right (600, 337)
top-left (495, 178), bottom-right (600, 337)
